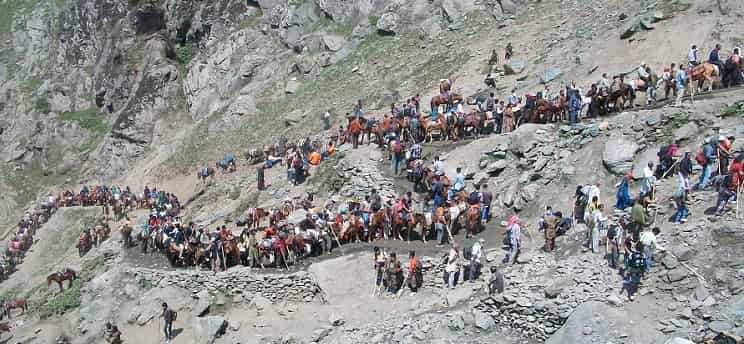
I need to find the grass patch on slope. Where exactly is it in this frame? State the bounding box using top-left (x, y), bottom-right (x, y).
top-left (28, 256), bottom-right (106, 319)
top-left (58, 107), bottom-right (111, 154)
top-left (5, 161), bottom-right (73, 208)
top-left (0, 0), bottom-right (34, 35)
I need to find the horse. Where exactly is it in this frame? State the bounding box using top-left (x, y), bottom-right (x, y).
top-left (92, 225), bottom-right (110, 247)
top-left (192, 246), bottom-right (207, 269)
top-left (430, 93), bottom-right (463, 114)
top-left (609, 77), bottom-right (628, 111)
top-left (368, 209), bottom-right (388, 241)
top-left (408, 213), bottom-right (430, 243)
top-left (268, 208), bottom-right (286, 226)
top-left (280, 200), bottom-right (294, 217)
top-left (1, 298), bottom-right (28, 318)
top-left (120, 223), bottom-right (133, 248)
top-left (530, 98), bottom-right (558, 123)
top-left (47, 268), bottom-right (77, 292)
top-left (464, 205), bottom-right (482, 238)
top-left (459, 112), bottom-right (484, 139)
top-left (221, 239), bottom-right (241, 269)
top-left (424, 116), bottom-right (447, 142)
top-left (689, 62), bottom-right (719, 97)
top-left (197, 167), bottom-right (215, 183)
top-left (76, 233), bottom-right (91, 257)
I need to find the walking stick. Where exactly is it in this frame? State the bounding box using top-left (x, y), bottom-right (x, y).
top-left (328, 225), bottom-right (343, 251)
top-left (396, 274), bottom-right (410, 298)
top-left (221, 245), bottom-right (227, 271)
top-left (279, 249), bottom-right (290, 270)
top-left (737, 183), bottom-right (742, 219)
top-left (660, 159), bottom-right (681, 179)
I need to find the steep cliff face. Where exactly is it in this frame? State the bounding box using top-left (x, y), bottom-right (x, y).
top-left (0, 0), bottom-right (395, 227)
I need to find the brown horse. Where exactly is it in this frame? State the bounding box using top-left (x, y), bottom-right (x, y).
top-left (192, 246), bottom-right (207, 269)
top-left (408, 213), bottom-right (430, 243)
top-left (689, 62), bottom-right (719, 97)
top-left (430, 93), bottom-right (463, 113)
top-left (92, 225), bottom-right (110, 247)
top-left (368, 209), bottom-right (388, 241)
top-left (221, 239), bottom-right (241, 269)
top-left (424, 117), bottom-right (447, 142)
top-left (464, 206), bottom-right (481, 238)
top-left (391, 211), bottom-right (411, 241)
top-left (120, 223), bottom-right (133, 248)
top-left (76, 232), bottom-right (91, 257)
top-left (47, 268), bottom-right (77, 292)
top-left (1, 298), bottom-right (28, 318)
top-left (530, 99), bottom-right (558, 123)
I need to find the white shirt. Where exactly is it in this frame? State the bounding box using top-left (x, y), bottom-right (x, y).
top-left (434, 161), bottom-right (445, 175)
top-left (678, 172), bottom-right (689, 193)
top-left (445, 249), bottom-right (459, 272)
top-left (642, 167), bottom-right (655, 193)
top-left (640, 231), bottom-right (664, 251)
top-left (471, 242), bottom-right (483, 263)
top-left (688, 49), bottom-right (698, 63)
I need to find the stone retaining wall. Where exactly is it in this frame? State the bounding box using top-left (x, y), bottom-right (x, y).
top-left (130, 268), bottom-right (323, 303)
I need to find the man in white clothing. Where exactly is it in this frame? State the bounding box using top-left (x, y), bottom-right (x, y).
top-left (639, 227), bottom-right (665, 273)
top-left (445, 244), bottom-right (460, 289)
top-left (642, 161), bottom-right (656, 199)
top-left (469, 239), bottom-right (485, 280)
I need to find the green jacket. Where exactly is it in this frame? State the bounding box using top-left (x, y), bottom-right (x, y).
top-left (631, 203), bottom-right (646, 225)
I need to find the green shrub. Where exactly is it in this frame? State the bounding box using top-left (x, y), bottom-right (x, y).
top-left (33, 97), bottom-right (50, 114)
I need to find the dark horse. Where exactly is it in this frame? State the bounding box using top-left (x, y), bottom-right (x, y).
top-left (1, 298), bottom-right (28, 318)
top-left (47, 268), bottom-right (77, 292)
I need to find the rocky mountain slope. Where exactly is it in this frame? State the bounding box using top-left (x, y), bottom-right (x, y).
top-left (1, 0), bottom-right (744, 343)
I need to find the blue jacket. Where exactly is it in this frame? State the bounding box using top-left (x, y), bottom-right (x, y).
top-left (709, 49), bottom-right (720, 63)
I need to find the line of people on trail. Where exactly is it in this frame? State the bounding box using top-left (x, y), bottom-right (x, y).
top-left (546, 133), bottom-right (741, 302)
top-left (2, 183), bottom-right (159, 281)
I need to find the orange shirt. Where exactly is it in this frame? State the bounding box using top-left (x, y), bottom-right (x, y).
top-left (349, 119), bottom-right (362, 134)
top-left (409, 257), bottom-right (418, 271)
top-left (309, 151), bottom-right (321, 165)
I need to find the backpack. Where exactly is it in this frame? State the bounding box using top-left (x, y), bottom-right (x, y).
top-left (393, 142), bottom-right (402, 154)
top-left (607, 226), bottom-right (617, 242)
top-left (658, 145), bottom-right (670, 159)
top-left (462, 245), bottom-right (473, 260)
top-left (629, 252), bottom-right (645, 269)
top-left (503, 227), bottom-right (512, 246)
top-left (469, 192), bottom-right (480, 204)
top-left (413, 164), bottom-right (424, 178)
top-left (695, 151), bottom-right (707, 166)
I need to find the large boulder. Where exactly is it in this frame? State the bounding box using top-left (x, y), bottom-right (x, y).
top-left (321, 34), bottom-right (345, 52)
top-left (602, 136), bottom-right (639, 175)
top-left (508, 123), bottom-right (543, 156)
top-left (546, 301), bottom-right (663, 344)
top-left (503, 59), bottom-right (525, 75)
top-left (473, 309), bottom-right (495, 331)
top-left (376, 13), bottom-right (400, 34)
top-left (631, 146), bottom-right (659, 179)
top-left (499, 0), bottom-right (525, 15)
top-left (193, 316), bottom-right (228, 344)
top-left (441, 0), bottom-right (477, 22)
